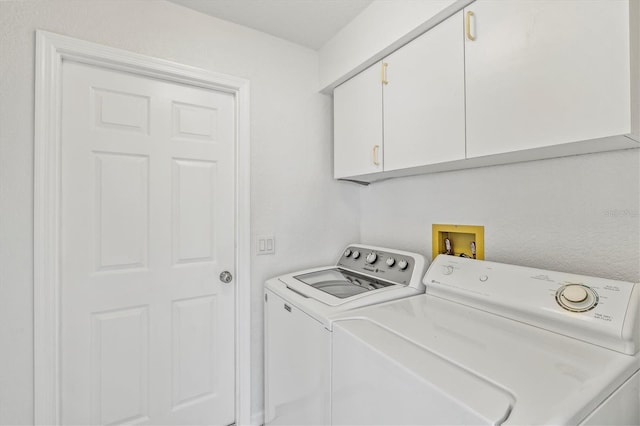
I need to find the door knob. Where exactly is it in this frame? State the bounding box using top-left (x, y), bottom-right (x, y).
top-left (219, 271), bottom-right (233, 283)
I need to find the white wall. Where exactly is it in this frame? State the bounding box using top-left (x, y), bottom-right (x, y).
top-left (0, 1), bottom-right (360, 424)
top-left (359, 149), bottom-right (640, 282)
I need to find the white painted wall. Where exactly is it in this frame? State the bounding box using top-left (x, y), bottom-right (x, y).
top-left (359, 150), bottom-right (640, 282)
top-left (318, 0), bottom-right (458, 90)
top-left (0, 1), bottom-right (359, 424)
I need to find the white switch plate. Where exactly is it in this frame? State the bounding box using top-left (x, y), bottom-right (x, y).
top-left (257, 235), bottom-right (275, 255)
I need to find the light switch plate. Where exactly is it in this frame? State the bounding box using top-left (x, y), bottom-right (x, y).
top-left (257, 235), bottom-right (275, 255)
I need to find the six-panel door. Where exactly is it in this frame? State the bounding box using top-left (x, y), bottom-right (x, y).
top-left (60, 61), bottom-right (236, 425)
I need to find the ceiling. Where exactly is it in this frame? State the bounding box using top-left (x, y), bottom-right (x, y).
top-left (168, 0), bottom-right (373, 50)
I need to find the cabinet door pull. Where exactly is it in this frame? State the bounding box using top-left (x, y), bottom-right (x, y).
top-left (466, 11), bottom-right (476, 41)
top-left (372, 145), bottom-right (380, 166)
top-left (381, 62), bottom-right (389, 85)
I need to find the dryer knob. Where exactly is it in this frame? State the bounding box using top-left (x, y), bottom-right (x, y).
top-left (344, 249), bottom-right (352, 257)
top-left (386, 257), bottom-right (396, 267)
top-left (352, 250), bottom-right (361, 259)
top-left (398, 260), bottom-right (408, 270)
top-left (366, 252), bottom-right (378, 264)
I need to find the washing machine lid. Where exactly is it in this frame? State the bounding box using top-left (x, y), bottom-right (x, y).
top-left (333, 318), bottom-right (514, 425)
top-left (266, 244), bottom-right (428, 313)
top-left (294, 268), bottom-right (394, 299)
top-left (331, 295), bottom-right (640, 424)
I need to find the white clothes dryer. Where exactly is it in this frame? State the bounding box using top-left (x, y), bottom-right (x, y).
top-left (264, 244), bottom-right (427, 425)
top-left (331, 255), bottom-right (640, 425)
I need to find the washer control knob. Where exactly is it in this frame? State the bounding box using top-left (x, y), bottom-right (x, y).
top-left (352, 250), bottom-right (361, 259)
top-left (442, 265), bottom-right (454, 275)
top-left (366, 252), bottom-right (378, 264)
top-left (386, 257), bottom-right (396, 267)
top-left (555, 284), bottom-right (599, 313)
top-left (344, 249), bottom-right (352, 257)
top-left (398, 260), bottom-right (409, 270)
top-left (563, 285), bottom-right (588, 303)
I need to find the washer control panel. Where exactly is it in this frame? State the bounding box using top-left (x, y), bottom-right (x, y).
top-left (425, 255), bottom-right (639, 354)
top-left (555, 284), bottom-right (599, 312)
top-left (337, 245), bottom-right (423, 287)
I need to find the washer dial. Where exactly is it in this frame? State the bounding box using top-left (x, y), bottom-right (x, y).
top-left (352, 250), bottom-right (360, 259)
top-left (398, 260), bottom-right (409, 270)
top-left (386, 257), bottom-right (396, 267)
top-left (555, 284), bottom-right (599, 312)
top-left (366, 252), bottom-right (378, 264)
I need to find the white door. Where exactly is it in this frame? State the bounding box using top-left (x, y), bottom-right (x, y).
top-left (464, 0), bottom-right (630, 158)
top-left (333, 63), bottom-right (383, 179)
top-left (383, 11), bottom-right (465, 171)
top-left (60, 61), bottom-right (235, 425)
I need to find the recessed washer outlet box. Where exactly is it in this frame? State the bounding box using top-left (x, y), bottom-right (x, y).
top-left (432, 224), bottom-right (484, 260)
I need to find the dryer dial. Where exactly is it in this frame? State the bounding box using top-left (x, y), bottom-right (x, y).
top-left (366, 252), bottom-right (378, 264)
top-left (386, 257), bottom-right (396, 267)
top-left (398, 260), bottom-right (409, 270)
top-left (352, 250), bottom-right (361, 259)
top-left (555, 284), bottom-right (599, 312)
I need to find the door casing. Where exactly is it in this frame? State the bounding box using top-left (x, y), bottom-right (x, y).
top-left (33, 30), bottom-right (251, 425)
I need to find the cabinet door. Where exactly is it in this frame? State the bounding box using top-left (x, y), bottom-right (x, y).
top-left (334, 63), bottom-right (383, 179)
top-left (465, 0), bottom-right (631, 158)
top-left (384, 11), bottom-right (466, 171)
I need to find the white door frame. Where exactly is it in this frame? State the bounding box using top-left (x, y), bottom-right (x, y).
top-left (33, 30), bottom-right (252, 425)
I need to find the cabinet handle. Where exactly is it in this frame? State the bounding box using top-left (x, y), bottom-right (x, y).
top-left (372, 145), bottom-right (380, 166)
top-left (381, 62), bottom-right (389, 85)
top-left (466, 11), bottom-right (476, 41)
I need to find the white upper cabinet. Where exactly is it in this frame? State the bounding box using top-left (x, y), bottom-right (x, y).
top-left (332, 0), bottom-right (637, 183)
top-left (333, 11), bottom-right (465, 179)
top-left (464, 0), bottom-right (631, 158)
top-left (384, 11), bottom-right (465, 171)
top-left (334, 63), bottom-right (383, 179)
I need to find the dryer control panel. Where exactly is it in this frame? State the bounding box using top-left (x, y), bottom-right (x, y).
top-left (425, 255), bottom-right (640, 355)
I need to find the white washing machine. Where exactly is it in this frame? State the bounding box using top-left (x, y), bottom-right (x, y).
top-left (331, 254), bottom-right (640, 425)
top-left (264, 244), bottom-right (427, 425)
